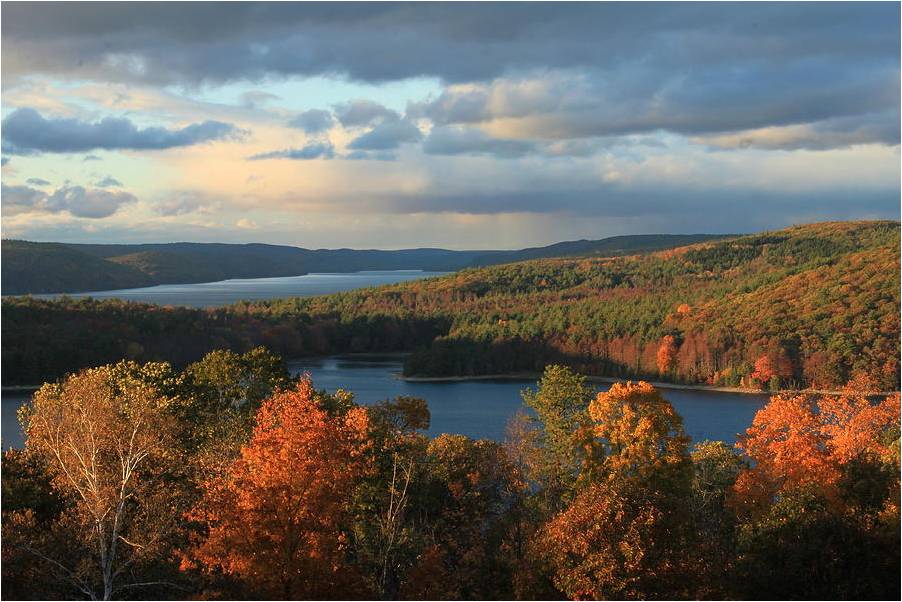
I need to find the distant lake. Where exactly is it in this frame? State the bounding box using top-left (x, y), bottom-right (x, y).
top-left (26, 270), bottom-right (448, 308)
top-left (0, 355), bottom-right (770, 450)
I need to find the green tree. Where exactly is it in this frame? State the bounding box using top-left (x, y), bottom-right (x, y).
top-left (520, 365), bottom-right (594, 508)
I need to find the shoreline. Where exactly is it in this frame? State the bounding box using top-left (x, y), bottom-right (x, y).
top-left (399, 373), bottom-right (769, 394)
top-left (399, 372), bottom-right (898, 396)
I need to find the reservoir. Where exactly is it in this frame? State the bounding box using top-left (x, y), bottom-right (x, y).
top-left (2, 355), bottom-right (771, 449)
top-left (23, 270), bottom-right (448, 308)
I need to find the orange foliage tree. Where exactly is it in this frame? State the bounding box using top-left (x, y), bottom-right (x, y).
top-left (537, 382), bottom-right (695, 600)
top-left (733, 388), bottom-right (901, 519)
top-left (183, 378), bottom-right (372, 599)
top-left (589, 381), bottom-right (691, 487)
top-left (656, 335), bottom-right (678, 375)
top-left (538, 480), bottom-right (680, 600)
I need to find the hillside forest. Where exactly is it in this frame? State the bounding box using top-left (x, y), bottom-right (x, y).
top-left (3, 221), bottom-right (899, 392)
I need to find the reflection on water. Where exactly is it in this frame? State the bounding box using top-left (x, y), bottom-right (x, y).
top-left (1, 356), bottom-right (771, 449)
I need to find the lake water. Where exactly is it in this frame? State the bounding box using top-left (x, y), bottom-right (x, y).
top-left (26, 270), bottom-right (448, 308)
top-left (1, 355), bottom-right (770, 450)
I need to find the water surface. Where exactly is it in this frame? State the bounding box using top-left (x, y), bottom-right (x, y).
top-left (291, 356), bottom-right (770, 443)
top-left (1, 356), bottom-right (771, 449)
top-left (24, 270), bottom-right (447, 308)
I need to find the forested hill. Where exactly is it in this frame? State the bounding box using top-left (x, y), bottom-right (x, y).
top-left (1, 233), bottom-right (727, 295)
top-left (2, 220), bottom-right (899, 390)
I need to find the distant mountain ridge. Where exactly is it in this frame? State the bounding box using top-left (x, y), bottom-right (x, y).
top-left (1, 234), bottom-right (729, 295)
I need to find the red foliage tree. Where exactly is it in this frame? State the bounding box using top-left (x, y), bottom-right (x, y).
top-left (183, 378), bottom-right (372, 599)
top-left (750, 350), bottom-right (793, 388)
top-left (732, 388), bottom-right (900, 519)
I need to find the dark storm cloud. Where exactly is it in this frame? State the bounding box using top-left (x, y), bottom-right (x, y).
top-left (1, 183), bottom-right (136, 218)
top-left (26, 177), bottom-right (51, 186)
top-left (348, 120), bottom-right (422, 150)
top-left (1, 108), bottom-right (242, 154)
top-left (248, 142), bottom-right (334, 160)
top-left (288, 109), bottom-right (335, 134)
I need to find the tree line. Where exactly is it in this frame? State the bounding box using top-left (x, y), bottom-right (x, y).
top-left (3, 220), bottom-right (898, 391)
top-left (2, 348), bottom-right (899, 600)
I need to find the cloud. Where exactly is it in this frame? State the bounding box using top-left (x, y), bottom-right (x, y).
top-left (413, 70), bottom-right (901, 147)
top-left (1, 5), bottom-right (897, 150)
top-left (1, 184), bottom-right (48, 215)
top-left (344, 150), bottom-right (398, 161)
top-left (348, 119), bottom-right (422, 150)
top-left (154, 191), bottom-right (217, 216)
top-left (1, 183), bottom-right (136, 218)
top-left (3, 4), bottom-right (896, 88)
top-left (82, 154), bottom-right (101, 161)
top-left (696, 112), bottom-right (902, 151)
top-left (25, 177), bottom-right (51, 186)
top-left (334, 100), bottom-right (399, 127)
top-left (239, 90), bottom-right (280, 109)
top-left (1, 108), bottom-right (242, 154)
top-left (1, 158), bottom-right (9, 166)
top-left (236, 218), bottom-right (259, 230)
top-left (95, 176), bottom-right (123, 187)
top-left (248, 141), bottom-right (335, 160)
top-left (423, 126), bottom-right (538, 158)
top-left (288, 109), bottom-right (334, 134)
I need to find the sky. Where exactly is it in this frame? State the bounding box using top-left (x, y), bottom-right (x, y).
top-left (1, 2), bottom-right (899, 250)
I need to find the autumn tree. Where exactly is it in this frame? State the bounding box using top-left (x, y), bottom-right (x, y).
top-left (184, 346), bottom-right (291, 412)
top-left (399, 434), bottom-right (524, 600)
top-left (538, 479), bottom-right (688, 600)
top-left (183, 378), bottom-right (372, 599)
top-left (16, 364), bottom-right (182, 600)
top-left (1, 448), bottom-right (70, 600)
top-left (731, 387), bottom-right (901, 599)
top-left (589, 381), bottom-right (691, 489)
top-left (733, 388), bottom-right (900, 518)
top-left (749, 349), bottom-right (793, 389)
top-left (656, 334), bottom-right (678, 375)
top-left (538, 382), bottom-right (696, 600)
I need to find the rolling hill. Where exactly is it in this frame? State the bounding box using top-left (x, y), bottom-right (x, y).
top-left (0, 234), bottom-right (729, 295)
top-left (2, 221), bottom-right (897, 390)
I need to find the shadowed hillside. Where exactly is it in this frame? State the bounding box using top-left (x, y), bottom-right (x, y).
top-left (1, 234), bottom-right (729, 295)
